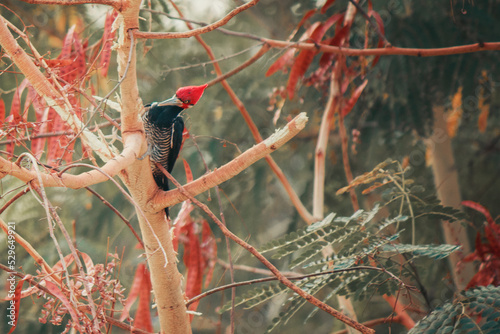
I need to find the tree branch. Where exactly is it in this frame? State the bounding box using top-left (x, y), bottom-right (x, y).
top-left (135, 24), bottom-right (500, 58)
top-left (313, 68), bottom-right (338, 220)
top-left (150, 112), bottom-right (308, 213)
top-left (0, 132), bottom-right (142, 188)
top-left (205, 43), bottom-right (270, 87)
top-left (261, 39), bottom-right (500, 57)
top-left (134, 0), bottom-right (260, 40)
top-left (0, 216), bottom-right (54, 276)
top-left (186, 265), bottom-right (410, 308)
top-left (17, 0), bottom-right (122, 9)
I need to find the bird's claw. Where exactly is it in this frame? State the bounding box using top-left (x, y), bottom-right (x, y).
top-left (138, 143), bottom-right (152, 160)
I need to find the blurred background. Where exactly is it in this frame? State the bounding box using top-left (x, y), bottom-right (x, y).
top-left (0, 0), bottom-right (499, 332)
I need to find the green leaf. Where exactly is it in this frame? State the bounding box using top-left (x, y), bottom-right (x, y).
top-left (381, 243), bottom-right (462, 259)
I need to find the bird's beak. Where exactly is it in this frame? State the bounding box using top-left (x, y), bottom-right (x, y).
top-left (157, 95), bottom-right (184, 107)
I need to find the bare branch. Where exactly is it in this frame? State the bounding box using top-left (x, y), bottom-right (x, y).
top-left (261, 39), bottom-right (500, 57)
top-left (17, 0), bottom-right (122, 9)
top-left (205, 43), bottom-right (270, 87)
top-left (186, 265), bottom-right (413, 308)
top-left (85, 187), bottom-right (144, 248)
top-left (151, 112), bottom-right (308, 212)
top-left (134, 0), bottom-right (260, 40)
top-left (0, 216), bottom-right (53, 276)
top-left (0, 133), bottom-right (142, 188)
top-left (313, 69), bottom-right (338, 220)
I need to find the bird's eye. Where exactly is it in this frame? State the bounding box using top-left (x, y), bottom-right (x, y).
top-left (185, 100), bottom-right (191, 104)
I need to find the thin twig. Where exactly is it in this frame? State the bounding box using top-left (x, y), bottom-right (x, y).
top-left (85, 186), bottom-right (144, 248)
top-left (217, 258), bottom-right (298, 277)
top-left (347, 0), bottom-right (390, 47)
top-left (313, 67), bottom-right (338, 220)
top-left (19, 152), bottom-right (99, 331)
top-left (0, 119), bottom-right (121, 145)
top-left (134, 0), bottom-right (260, 39)
top-left (186, 265), bottom-right (411, 307)
top-left (205, 43), bottom-right (270, 88)
top-left (188, 125), bottom-right (236, 332)
top-left (0, 216), bottom-right (54, 276)
top-left (0, 186), bottom-right (30, 214)
top-left (17, 0), bottom-right (121, 9)
top-left (332, 315), bottom-right (404, 334)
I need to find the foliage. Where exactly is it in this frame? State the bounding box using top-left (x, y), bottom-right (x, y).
top-left (408, 285), bottom-right (500, 334)
top-left (221, 202), bottom-right (462, 332)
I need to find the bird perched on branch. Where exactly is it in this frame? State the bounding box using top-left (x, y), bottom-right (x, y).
top-left (142, 84), bottom-right (208, 216)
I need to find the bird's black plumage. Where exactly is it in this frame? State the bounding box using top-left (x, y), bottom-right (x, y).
top-left (142, 102), bottom-right (185, 216)
top-left (142, 84), bottom-right (207, 217)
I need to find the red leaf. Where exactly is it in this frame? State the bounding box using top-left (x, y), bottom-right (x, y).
top-left (79, 252), bottom-right (94, 272)
top-left (134, 265), bottom-right (153, 332)
top-left (59, 26), bottom-right (79, 83)
top-left (120, 263), bottom-right (146, 322)
top-left (484, 224), bottom-right (500, 257)
top-left (462, 201), bottom-right (494, 225)
top-left (28, 86), bottom-right (47, 158)
top-left (266, 22), bottom-right (321, 78)
top-left (60, 25), bottom-right (76, 60)
top-left (201, 220), bottom-right (217, 288)
top-left (367, 9), bottom-right (386, 67)
top-left (0, 98), bottom-right (5, 126)
top-left (474, 232), bottom-right (487, 261)
top-left (321, 0), bottom-right (337, 14)
top-left (72, 34), bottom-right (87, 79)
top-left (45, 108), bottom-right (61, 165)
top-left (320, 13), bottom-right (344, 37)
top-left (266, 49), bottom-right (297, 77)
top-left (287, 22), bottom-right (328, 99)
top-left (43, 280), bottom-right (80, 324)
top-left (297, 9), bottom-right (317, 29)
top-left (172, 201), bottom-right (194, 251)
top-left (341, 79), bottom-right (368, 116)
top-left (184, 225), bottom-right (203, 319)
top-left (99, 10), bottom-right (118, 77)
top-left (51, 253), bottom-right (76, 273)
top-left (43, 59), bottom-right (74, 68)
top-left (9, 79), bottom-right (29, 124)
top-left (319, 24), bottom-right (349, 67)
top-left (286, 14), bottom-right (343, 99)
top-left (183, 159), bottom-right (193, 183)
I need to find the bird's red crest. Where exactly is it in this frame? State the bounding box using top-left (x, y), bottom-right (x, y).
top-left (175, 84), bottom-right (208, 106)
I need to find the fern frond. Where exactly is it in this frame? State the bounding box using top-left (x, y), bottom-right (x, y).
top-left (219, 283), bottom-right (288, 313)
top-left (381, 243), bottom-right (462, 260)
top-left (409, 285), bottom-right (500, 334)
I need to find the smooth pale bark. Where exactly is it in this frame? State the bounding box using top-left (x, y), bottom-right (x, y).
top-left (429, 105), bottom-right (474, 291)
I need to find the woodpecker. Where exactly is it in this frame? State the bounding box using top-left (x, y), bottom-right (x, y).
top-left (142, 84), bottom-right (208, 216)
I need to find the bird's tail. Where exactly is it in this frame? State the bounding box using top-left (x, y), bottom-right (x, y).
top-left (153, 170), bottom-right (170, 218)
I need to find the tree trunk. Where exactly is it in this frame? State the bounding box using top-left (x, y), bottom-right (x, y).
top-left (428, 105), bottom-right (474, 291)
